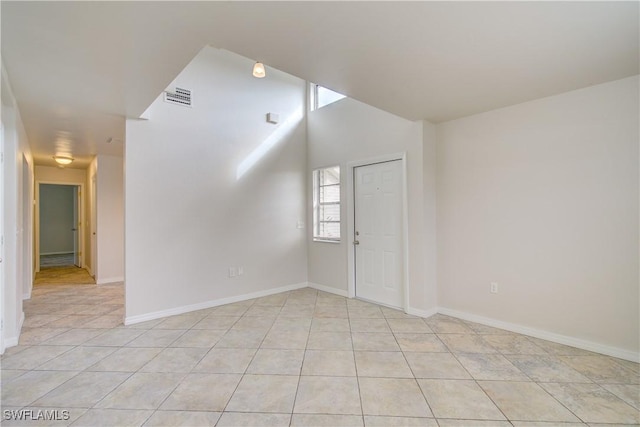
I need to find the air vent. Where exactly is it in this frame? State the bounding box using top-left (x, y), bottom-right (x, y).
top-left (164, 87), bottom-right (191, 107)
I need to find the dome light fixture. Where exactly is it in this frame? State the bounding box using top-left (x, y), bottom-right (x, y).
top-left (53, 155), bottom-right (74, 165)
top-left (252, 62), bottom-right (266, 78)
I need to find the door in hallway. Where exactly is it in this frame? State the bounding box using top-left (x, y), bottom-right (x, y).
top-left (354, 160), bottom-right (403, 308)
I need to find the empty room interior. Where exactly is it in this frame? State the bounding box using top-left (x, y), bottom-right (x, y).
top-left (1, 2), bottom-right (638, 426)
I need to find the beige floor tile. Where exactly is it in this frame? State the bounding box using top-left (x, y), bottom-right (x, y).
top-left (82, 315), bottom-right (123, 329)
top-left (23, 314), bottom-right (67, 328)
top-left (160, 373), bottom-right (242, 411)
top-left (88, 347), bottom-right (163, 372)
top-left (192, 316), bottom-right (239, 330)
top-left (192, 348), bottom-right (256, 374)
top-left (294, 376), bottom-right (361, 415)
top-left (143, 410), bottom-right (221, 426)
top-left (46, 315), bottom-right (99, 329)
top-left (36, 346), bottom-right (117, 371)
top-left (216, 412), bottom-right (290, 427)
top-left (482, 335), bottom-right (548, 354)
top-left (507, 354), bottom-right (593, 382)
top-left (261, 330), bottom-right (309, 349)
top-left (437, 420), bottom-right (512, 427)
top-left (418, 379), bottom-right (505, 420)
top-left (364, 416), bottom-right (437, 426)
top-left (463, 322), bottom-right (514, 335)
top-left (207, 304), bottom-right (251, 316)
top-left (359, 377), bottom-right (432, 417)
top-left (380, 307), bottom-right (418, 319)
top-left (311, 318), bottom-right (351, 332)
top-left (270, 317), bottom-right (312, 332)
top-left (169, 329), bottom-right (225, 348)
top-left (125, 329), bottom-right (186, 347)
top-left (232, 315), bottom-right (277, 331)
top-left (292, 414), bottom-right (363, 426)
top-left (153, 315), bottom-right (203, 330)
top-left (254, 293), bottom-right (288, 306)
top-left (350, 318), bottom-right (391, 333)
top-left (83, 328), bottom-right (145, 346)
top-left (302, 350), bottom-right (356, 376)
top-left (480, 381), bottom-right (581, 422)
top-left (612, 358), bottom-right (640, 375)
top-left (540, 382), bottom-right (640, 424)
top-left (529, 339), bottom-right (598, 356)
top-left (247, 349), bottom-right (304, 375)
top-left (307, 331), bottom-right (353, 350)
top-left (394, 333), bottom-right (447, 352)
top-left (96, 372), bottom-right (185, 410)
top-left (425, 315), bottom-right (474, 334)
top-left (559, 355), bottom-right (639, 384)
top-left (387, 319), bottom-right (432, 333)
top-left (33, 371), bottom-right (130, 408)
top-left (438, 334), bottom-right (498, 354)
top-left (226, 374), bottom-right (299, 413)
top-left (215, 329), bottom-right (267, 348)
top-left (70, 409), bottom-right (153, 427)
top-left (1, 344), bottom-right (30, 357)
top-left (140, 347), bottom-right (208, 373)
top-left (352, 333), bottom-right (400, 351)
top-left (314, 306), bottom-right (349, 318)
top-left (456, 353), bottom-right (530, 381)
top-left (1, 345), bottom-right (73, 370)
top-left (601, 383), bottom-right (640, 409)
top-left (2, 370), bottom-right (79, 407)
top-left (1, 369), bottom-right (28, 382)
top-left (404, 352), bottom-right (472, 379)
top-left (279, 303), bottom-right (315, 318)
top-left (348, 307), bottom-right (385, 319)
top-left (510, 423), bottom-right (587, 426)
top-left (42, 328), bottom-right (105, 345)
top-left (18, 328), bottom-right (70, 345)
top-left (245, 305), bottom-right (283, 316)
top-left (355, 351), bottom-right (413, 378)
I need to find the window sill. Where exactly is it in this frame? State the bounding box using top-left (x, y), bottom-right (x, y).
top-left (313, 239), bottom-right (341, 244)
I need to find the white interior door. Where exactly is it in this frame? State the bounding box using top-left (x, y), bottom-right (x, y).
top-left (72, 186), bottom-right (80, 267)
top-left (1, 123), bottom-right (5, 354)
top-left (354, 160), bottom-right (403, 308)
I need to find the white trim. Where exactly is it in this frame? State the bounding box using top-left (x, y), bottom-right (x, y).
top-left (4, 311), bottom-right (25, 348)
top-left (438, 307), bottom-right (640, 363)
top-left (346, 153), bottom-right (408, 309)
top-left (124, 282), bottom-right (308, 325)
top-left (97, 276), bottom-right (124, 285)
top-left (308, 282), bottom-right (349, 297)
top-left (406, 306), bottom-right (438, 318)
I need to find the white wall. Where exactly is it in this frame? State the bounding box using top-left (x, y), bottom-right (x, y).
top-left (436, 76), bottom-right (639, 358)
top-left (125, 47), bottom-right (307, 321)
top-left (307, 96), bottom-right (436, 313)
top-left (39, 184), bottom-right (75, 254)
top-left (95, 154), bottom-right (124, 284)
top-left (2, 65), bottom-right (33, 348)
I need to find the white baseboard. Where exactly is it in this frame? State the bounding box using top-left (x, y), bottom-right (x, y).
top-left (97, 276), bottom-right (124, 285)
top-left (308, 282), bottom-right (349, 298)
top-left (438, 307), bottom-right (639, 363)
top-left (23, 291), bottom-right (31, 300)
top-left (406, 306), bottom-right (438, 318)
top-left (125, 282), bottom-right (308, 325)
top-left (5, 311), bottom-right (26, 349)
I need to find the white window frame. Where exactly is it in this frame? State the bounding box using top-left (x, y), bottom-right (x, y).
top-left (313, 166), bottom-right (341, 243)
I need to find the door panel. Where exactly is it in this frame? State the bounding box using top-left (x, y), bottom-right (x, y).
top-left (354, 160), bottom-right (403, 308)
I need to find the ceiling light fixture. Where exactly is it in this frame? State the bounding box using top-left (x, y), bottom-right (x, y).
top-left (53, 155), bottom-right (74, 165)
top-left (252, 62), bottom-right (266, 78)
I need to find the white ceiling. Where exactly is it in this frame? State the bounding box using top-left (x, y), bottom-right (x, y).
top-left (2, 1), bottom-right (638, 168)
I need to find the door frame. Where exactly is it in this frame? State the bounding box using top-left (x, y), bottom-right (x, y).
top-left (35, 181), bottom-right (85, 272)
top-left (346, 152), bottom-right (409, 312)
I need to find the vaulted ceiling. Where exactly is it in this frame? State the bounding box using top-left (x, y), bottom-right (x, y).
top-left (2, 1), bottom-right (638, 167)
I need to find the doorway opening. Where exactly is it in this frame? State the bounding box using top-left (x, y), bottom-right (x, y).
top-left (347, 154), bottom-right (409, 310)
top-left (36, 183), bottom-right (83, 270)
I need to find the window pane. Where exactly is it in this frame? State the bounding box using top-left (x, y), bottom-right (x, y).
top-left (319, 221), bottom-right (340, 239)
top-left (318, 203), bottom-right (340, 222)
top-left (317, 86), bottom-right (346, 109)
top-left (320, 185), bottom-right (340, 203)
top-left (321, 166), bottom-right (340, 185)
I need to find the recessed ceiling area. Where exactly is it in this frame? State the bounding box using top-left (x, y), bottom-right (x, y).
top-left (2, 1), bottom-right (637, 167)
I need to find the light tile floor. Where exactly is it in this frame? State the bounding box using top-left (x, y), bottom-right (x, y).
top-left (1, 282), bottom-right (639, 426)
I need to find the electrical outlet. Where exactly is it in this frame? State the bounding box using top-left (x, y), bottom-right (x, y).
top-left (229, 267), bottom-right (236, 278)
top-left (238, 267), bottom-right (244, 276)
top-left (490, 282), bottom-right (498, 294)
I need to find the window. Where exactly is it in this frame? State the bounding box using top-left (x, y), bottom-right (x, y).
top-left (310, 83), bottom-right (346, 111)
top-left (313, 166), bottom-right (340, 242)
